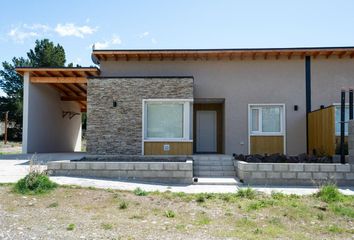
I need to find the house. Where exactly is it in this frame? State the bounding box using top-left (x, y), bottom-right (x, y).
top-left (16, 47), bottom-right (354, 157)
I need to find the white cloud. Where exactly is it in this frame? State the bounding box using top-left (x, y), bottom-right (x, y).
top-left (139, 31), bottom-right (149, 38)
top-left (151, 38), bottom-right (157, 44)
top-left (91, 35), bottom-right (122, 49)
top-left (7, 23), bottom-right (51, 43)
top-left (55, 23), bottom-right (97, 38)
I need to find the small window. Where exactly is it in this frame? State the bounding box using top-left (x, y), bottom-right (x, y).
top-left (335, 106), bottom-right (349, 136)
top-left (249, 105), bottom-right (284, 135)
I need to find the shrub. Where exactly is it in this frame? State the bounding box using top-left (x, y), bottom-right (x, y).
top-left (13, 172), bottom-right (57, 194)
top-left (66, 223), bottom-right (75, 231)
top-left (271, 191), bottom-right (285, 200)
top-left (316, 184), bottom-right (343, 203)
top-left (236, 188), bottom-right (256, 199)
top-left (165, 210), bottom-right (176, 218)
top-left (119, 201), bottom-right (128, 209)
top-left (133, 187), bottom-right (148, 196)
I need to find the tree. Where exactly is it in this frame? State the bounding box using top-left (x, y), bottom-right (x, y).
top-left (0, 39), bottom-right (68, 141)
top-left (0, 57), bottom-right (30, 98)
top-left (27, 39), bottom-right (66, 67)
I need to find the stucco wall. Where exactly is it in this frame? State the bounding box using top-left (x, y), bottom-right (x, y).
top-left (311, 58), bottom-right (354, 110)
top-left (86, 77), bottom-right (193, 155)
top-left (99, 59), bottom-right (306, 155)
top-left (23, 73), bottom-right (82, 153)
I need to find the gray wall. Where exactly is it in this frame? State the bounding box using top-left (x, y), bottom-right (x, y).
top-left (24, 74), bottom-right (82, 153)
top-left (311, 58), bottom-right (354, 110)
top-left (99, 59), bottom-right (306, 155)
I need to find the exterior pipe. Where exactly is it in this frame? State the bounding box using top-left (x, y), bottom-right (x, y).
top-left (350, 88), bottom-right (353, 120)
top-left (340, 89), bottom-right (346, 164)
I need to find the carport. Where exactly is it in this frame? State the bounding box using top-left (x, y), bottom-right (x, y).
top-left (16, 67), bottom-right (100, 153)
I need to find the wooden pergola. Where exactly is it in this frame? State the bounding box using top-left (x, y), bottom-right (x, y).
top-left (92, 47), bottom-right (354, 62)
top-left (16, 67), bottom-right (100, 112)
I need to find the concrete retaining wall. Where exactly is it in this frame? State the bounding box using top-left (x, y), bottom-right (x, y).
top-left (48, 160), bottom-right (193, 184)
top-left (235, 160), bottom-right (354, 185)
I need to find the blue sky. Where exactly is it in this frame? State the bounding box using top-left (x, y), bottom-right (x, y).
top-left (0, 0), bottom-right (354, 68)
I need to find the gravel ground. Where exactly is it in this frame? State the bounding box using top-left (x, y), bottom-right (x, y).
top-left (0, 185), bottom-right (354, 240)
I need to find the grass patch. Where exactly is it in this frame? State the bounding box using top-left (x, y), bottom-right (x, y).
top-left (66, 223), bottom-right (75, 231)
top-left (133, 187), bottom-right (148, 196)
top-left (327, 225), bottom-right (344, 234)
top-left (119, 201), bottom-right (128, 209)
top-left (164, 210), bottom-right (176, 218)
top-left (247, 199), bottom-right (275, 211)
top-left (196, 194), bottom-right (205, 203)
top-left (195, 211), bottom-right (211, 225)
top-left (13, 172), bottom-right (57, 195)
top-left (101, 223), bottom-right (113, 230)
top-left (330, 203), bottom-right (354, 218)
top-left (47, 202), bottom-right (59, 208)
top-left (236, 187), bottom-right (256, 199)
top-left (316, 184), bottom-right (343, 203)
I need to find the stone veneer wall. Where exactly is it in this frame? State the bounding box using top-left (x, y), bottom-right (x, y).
top-left (86, 77), bottom-right (194, 155)
top-left (349, 120), bottom-right (354, 163)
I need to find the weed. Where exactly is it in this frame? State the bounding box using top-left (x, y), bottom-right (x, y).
top-left (13, 172), bottom-right (57, 194)
top-left (271, 191), bottom-right (285, 200)
top-left (253, 228), bottom-right (263, 234)
top-left (316, 184), bottom-right (343, 203)
top-left (119, 201), bottom-right (128, 209)
top-left (66, 223), bottom-right (75, 231)
top-left (164, 210), bottom-right (176, 218)
top-left (101, 223), bottom-right (113, 230)
top-left (129, 215), bottom-right (144, 220)
top-left (47, 202), bottom-right (59, 208)
top-left (247, 199), bottom-right (275, 211)
top-left (330, 204), bottom-right (354, 218)
top-left (327, 225), bottom-right (344, 233)
top-left (195, 211), bottom-right (211, 225)
top-left (133, 187), bottom-right (148, 196)
top-left (236, 188), bottom-right (256, 199)
top-left (317, 212), bottom-right (324, 220)
top-left (176, 224), bottom-right (186, 230)
top-left (196, 194), bottom-right (205, 203)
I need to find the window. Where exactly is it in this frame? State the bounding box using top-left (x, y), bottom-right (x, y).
top-left (144, 100), bottom-right (191, 140)
top-left (335, 105), bottom-right (349, 136)
top-left (249, 105), bottom-right (284, 135)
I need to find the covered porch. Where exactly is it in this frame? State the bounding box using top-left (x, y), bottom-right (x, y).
top-left (16, 67), bottom-right (100, 153)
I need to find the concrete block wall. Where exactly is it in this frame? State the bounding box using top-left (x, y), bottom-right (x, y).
top-left (48, 160), bottom-right (193, 184)
top-left (235, 160), bottom-right (354, 185)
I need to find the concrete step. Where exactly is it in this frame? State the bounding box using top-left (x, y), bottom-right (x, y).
top-left (193, 160), bottom-right (234, 166)
top-left (192, 155), bottom-right (234, 161)
top-left (194, 170), bottom-right (236, 177)
top-left (193, 165), bottom-right (235, 171)
top-left (193, 177), bottom-right (240, 185)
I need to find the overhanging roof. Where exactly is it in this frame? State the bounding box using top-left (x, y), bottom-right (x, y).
top-left (15, 67), bottom-right (100, 112)
top-left (92, 46), bottom-right (354, 63)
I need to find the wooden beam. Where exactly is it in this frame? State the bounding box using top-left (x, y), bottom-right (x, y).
top-left (61, 96), bottom-right (86, 101)
top-left (252, 53), bottom-right (256, 60)
top-left (350, 52), bottom-right (354, 59)
top-left (338, 51), bottom-right (347, 59)
top-left (287, 52), bottom-right (293, 60)
top-left (264, 53), bottom-right (268, 60)
top-left (30, 77), bottom-right (87, 84)
top-left (300, 52), bottom-right (306, 59)
top-left (275, 52), bottom-right (280, 60)
top-left (74, 83), bottom-right (87, 93)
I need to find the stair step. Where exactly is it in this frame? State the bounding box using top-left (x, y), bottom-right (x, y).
top-left (194, 166), bottom-right (234, 171)
top-left (194, 170), bottom-right (236, 177)
top-left (193, 161), bottom-right (234, 166)
top-left (193, 177), bottom-right (239, 185)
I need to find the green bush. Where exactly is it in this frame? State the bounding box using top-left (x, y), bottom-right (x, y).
top-left (196, 194), bottom-right (205, 203)
top-left (316, 184), bottom-right (343, 203)
top-left (66, 223), bottom-right (75, 231)
top-left (236, 188), bottom-right (256, 199)
top-left (13, 172), bottom-right (57, 194)
top-left (133, 187), bottom-right (148, 196)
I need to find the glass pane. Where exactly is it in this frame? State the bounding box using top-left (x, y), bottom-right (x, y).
top-left (262, 106), bottom-right (281, 132)
top-left (335, 106), bottom-right (349, 135)
top-left (147, 103), bottom-right (183, 138)
top-left (251, 109), bottom-right (259, 131)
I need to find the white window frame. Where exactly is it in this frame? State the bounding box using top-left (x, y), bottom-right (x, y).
top-left (142, 99), bottom-right (193, 155)
top-left (333, 103), bottom-right (349, 136)
top-left (247, 104), bottom-right (286, 154)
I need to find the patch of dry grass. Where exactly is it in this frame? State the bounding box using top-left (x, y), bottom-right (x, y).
top-left (0, 185), bottom-right (353, 239)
